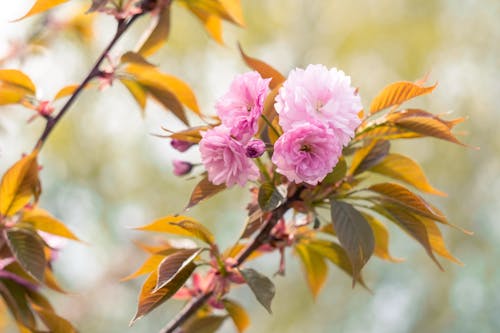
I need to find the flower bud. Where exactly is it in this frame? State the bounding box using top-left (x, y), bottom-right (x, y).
top-left (171, 139), bottom-right (194, 152)
top-left (245, 139), bottom-right (266, 158)
top-left (173, 160), bottom-right (193, 176)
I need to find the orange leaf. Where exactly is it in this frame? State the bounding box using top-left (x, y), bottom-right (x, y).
top-left (0, 151), bottom-right (40, 217)
top-left (223, 299), bottom-right (250, 333)
top-left (420, 217), bottom-right (462, 265)
top-left (238, 44), bottom-right (286, 89)
top-left (295, 243), bottom-right (328, 298)
top-left (15, 0), bottom-right (69, 21)
top-left (186, 176), bottom-right (226, 209)
top-left (0, 70), bottom-right (36, 94)
top-left (362, 213), bottom-right (403, 263)
top-left (137, 6), bottom-right (171, 56)
top-left (122, 254), bottom-right (170, 282)
top-left (22, 207), bottom-right (80, 241)
top-left (370, 81), bottom-right (437, 114)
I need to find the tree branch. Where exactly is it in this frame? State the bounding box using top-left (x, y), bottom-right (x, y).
top-left (34, 14), bottom-right (142, 150)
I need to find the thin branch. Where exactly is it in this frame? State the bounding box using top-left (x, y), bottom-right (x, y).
top-left (34, 14), bottom-right (143, 150)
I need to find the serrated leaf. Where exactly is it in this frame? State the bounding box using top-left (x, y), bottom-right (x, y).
top-left (32, 304), bottom-right (76, 333)
top-left (370, 81), bottom-right (436, 114)
top-left (368, 182), bottom-right (447, 223)
top-left (21, 207), bottom-right (80, 241)
top-left (295, 243), bottom-right (328, 299)
top-left (394, 116), bottom-right (466, 146)
top-left (135, 215), bottom-right (215, 245)
top-left (369, 153), bottom-right (445, 196)
top-left (120, 79), bottom-right (148, 111)
top-left (0, 151), bottom-right (40, 217)
top-left (182, 315), bottom-right (227, 333)
top-left (240, 268), bottom-right (275, 314)
top-left (130, 262), bottom-right (195, 325)
top-left (238, 45), bottom-right (285, 89)
top-left (155, 248), bottom-right (201, 292)
top-left (15, 0), bottom-right (69, 21)
top-left (186, 176), bottom-right (226, 209)
top-left (376, 204), bottom-right (442, 270)
top-left (5, 229), bottom-right (46, 283)
top-left (223, 299), bottom-right (250, 333)
top-left (330, 200), bottom-right (374, 284)
top-left (257, 183), bottom-right (286, 212)
top-left (137, 5), bottom-right (171, 56)
top-left (361, 213), bottom-right (403, 262)
top-left (0, 70), bottom-right (36, 94)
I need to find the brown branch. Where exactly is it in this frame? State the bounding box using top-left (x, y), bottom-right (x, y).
top-left (34, 13), bottom-right (144, 150)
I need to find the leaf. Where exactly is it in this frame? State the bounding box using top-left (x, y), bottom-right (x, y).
top-left (0, 70), bottom-right (36, 94)
top-left (120, 52), bottom-right (155, 67)
top-left (219, 0), bottom-right (245, 26)
top-left (180, 0), bottom-right (243, 26)
top-left (223, 299), bottom-right (250, 333)
top-left (322, 158), bottom-right (347, 185)
top-left (147, 85), bottom-right (188, 124)
top-left (257, 84), bottom-right (282, 136)
top-left (330, 200), bottom-right (374, 284)
top-left (349, 140), bottom-right (390, 175)
top-left (0, 280), bottom-right (36, 328)
top-left (130, 263), bottom-right (196, 325)
top-left (394, 116), bottom-right (466, 146)
top-left (53, 85), bottom-right (79, 100)
top-left (258, 183), bottom-right (287, 212)
top-left (305, 239), bottom-right (368, 288)
top-left (361, 213), bottom-right (403, 262)
top-left (238, 44), bottom-right (285, 89)
top-left (186, 176), bottom-right (226, 209)
top-left (240, 268), bottom-right (275, 314)
top-left (126, 64), bottom-right (201, 116)
top-left (137, 5), bottom-right (171, 56)
top-left (0, 151), bottom-right (40, 217)
top-left (370, 81), bottom-right (437, 114)
top-left (376, 204), bottom-right (442, 270)
top-left (182, 315), bottom-right (227, 333)
top-left (240, 208), bottom-right (265, 239)
top-left (135, 215), bottom-right (215, 245)
top-left (190, 9), bottom-right (224, 43)
top-left (295, 243), bottom-right (328, 299)
top-left (367, 182), bottom-right (447, 223)
top-left (5, 229), bottom-right (46, 283)
top-left (15, 0), bottom-right (69, 21)
top-left (122, 254), bottom-right (168, 281)
top-left (44, 268), bottom-right (67, 293)
top-left (369, 153), bottom-right (445, 196)
top-left (120, 79), bottom-right (148, 111)
top-left (21, 207), bottom-right (80, 241)
top-left (155, 248), bottom-right (201, 292)
top-left (32, 305), bottom-right (76, 333)
top-left (419, 216), bottom-right (462, 265)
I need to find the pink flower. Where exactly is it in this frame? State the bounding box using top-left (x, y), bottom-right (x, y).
top-left (275, 64), bottom-right (362, 146)
top-left (245, 139), bottom-right (266, 158)
top-left (170, 139), bottom-right (194, 152)
top-left (216, 71), bottom-right (270, 142)
top-left (199, 125), bottom-right (259, 187)
top-left (272, 122), bottom-right (341, 185)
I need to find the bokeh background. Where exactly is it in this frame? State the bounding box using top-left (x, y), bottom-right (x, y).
top-left (0, 0), bottom-right (499, 332)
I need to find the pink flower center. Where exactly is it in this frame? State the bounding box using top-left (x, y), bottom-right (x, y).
top-left (300, 144), bottom-right (312, 152)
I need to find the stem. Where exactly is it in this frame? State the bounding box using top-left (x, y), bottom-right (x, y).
top-left (261, 114), bottom-right (280, 138)
top-left (158, 292), bottom-right (214, 333)
top-left (34, 14), bottom-right (142, 150)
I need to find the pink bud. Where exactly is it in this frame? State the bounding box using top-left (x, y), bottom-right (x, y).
top-left (245, 139), bottom-right (266, 158)
top-left (173, 160), bottom-right (193, 176)
top-left (171, 139), bottom-right (194, 152)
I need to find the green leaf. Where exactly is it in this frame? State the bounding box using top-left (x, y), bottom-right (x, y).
top-left (330, 200), bottom-right (374, 284)
top-left (182, 315), bottom-right (227, 333)
top-left (369, 153), bottom-right (445, 196)
top-left (0, 151), bottom-right (40, 217)
top-left (295, 243), bottom-right (328, 299)
top-left (130, 262), bottom-right (196, 325)
top-left (223, 299), bottom-right (250, 333)
top-left (370, 81), bottom-right (436, 114)
top-left (5, 228), bottom-right (46, 283)
top-left (155, 248), bottom-right (201, 292)
top-left (186, 176), bottom-right (226, 209)
top-left (240, 268), bottom-right (275, 314)
top-left (322, 158), bottom-right (347, 185)
top-left (135, 215), bottom-right (215, 245)
top-left (258, 183), bottom-right (286, 212)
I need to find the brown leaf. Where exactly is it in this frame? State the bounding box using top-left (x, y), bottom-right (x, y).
top-left (186, 176), bottom-right (226, 209)
top-left (370, 81), bottom-right (436, 114)
top-left (137, 5), bottom-right (171, 56)
top-left (349, 140), bottom-right (390, 175)
top-left (155, 248), bottom-right (201, 292)
top-left (238, 44), bottom-right (285, 89)
top-left (31, 304), bottom-right (77, 333)
top-left (182, 315), bottom-right (227, 333)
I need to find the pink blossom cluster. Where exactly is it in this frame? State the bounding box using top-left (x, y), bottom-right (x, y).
top-left (199, 65), bottom-right (362, 187)
top-left (199, 72), bottom-right (270, 187)
top-left (272, 64), bottom-right (362, 185)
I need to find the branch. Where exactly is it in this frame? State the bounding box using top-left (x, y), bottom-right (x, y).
top-left (34, 14), bottom-right (143, 150)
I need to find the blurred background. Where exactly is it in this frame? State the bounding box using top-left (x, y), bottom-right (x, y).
top-left (0, 0), bottom-right (499, 332)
